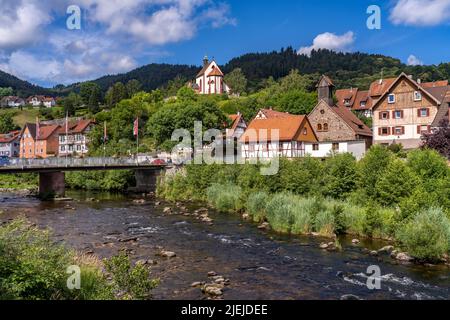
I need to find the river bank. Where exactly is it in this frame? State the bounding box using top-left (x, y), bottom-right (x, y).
top-left (1, 190), bottom-right (449, 300)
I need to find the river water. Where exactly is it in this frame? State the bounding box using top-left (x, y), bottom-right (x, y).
top-left (0, 191), bottom-right (449, 300)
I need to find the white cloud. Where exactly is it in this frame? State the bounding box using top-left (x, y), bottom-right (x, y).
top-left (0, 1), bottom-right (52, 50)
top-left (0, 51), bottom-right (62, 83)
top-left (390, 0), bottom-right (450, 26)
top-left (298, 31), bottom-right (355, 56)
top-left (407, 54), bottom-right (424, 66)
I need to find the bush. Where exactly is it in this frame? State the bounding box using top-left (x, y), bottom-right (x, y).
top-left (0, 219), bottom-right (158, 300)
top-left (206, 183), bottom-right (243, 213)
top-left (323, 153), bottom-right (358, 199)
top-left (246, 191), bottom-right (269, 222)
top-left (358, 145), bottom-right (393, 197)
top-left (104, 253), bottom-right (159, 300)
top-left (397, 208), bottom-right (450, 261)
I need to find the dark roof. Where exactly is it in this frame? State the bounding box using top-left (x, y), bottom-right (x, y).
top-left (22, 123), bottom-right (61, 140)
top-left (331, 104), bottom-right (373, 137)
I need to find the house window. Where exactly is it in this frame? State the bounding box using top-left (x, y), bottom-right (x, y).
top-left (414, 91), bottom-right (422, 101)
top-left (388, 94), bottom-right (395, 104)
top-left (303, 128), bottom-right (308, 135)
top-left (380, 127), bottom-right (390, 136)
top-left (393, 126), bottom-right (404, 135)
top-left (312, 144), bottom-right (319, 151)
top-left (317, 124), bottom-right (322, 131)
top-left (344, 99), bottom-right (350, 106)
top-left (320, 109), bottom-right (325, 115)
top-left (418, 108), bottom-right (429, 117)
top-left (323, 123), bottom-right (329, 131)
top-left (332, 143), bottom-right (339, 151)
top-left (380, 111), bottom-right (389, 120)
top-left (394, 110), bottom-right (403, 119)
top-left (360, 101), bottom-right (366, 108)
top-left (417, 125), bottom-right (430, 134)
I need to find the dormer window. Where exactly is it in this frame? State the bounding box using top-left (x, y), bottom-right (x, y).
top-left (360, 101), bottom-right (366, 108)
top-left (414, 91), bottom-right (422, 101)
top-left (344, 99), bottom-right (351, 106)
top-left (388, 94), bottom-right (395, 104)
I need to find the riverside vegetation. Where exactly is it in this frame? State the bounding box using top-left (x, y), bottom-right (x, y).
top-left (0, 218), bottom-right (159, 300)
top-left (157, 146), bottom-right (450, 262)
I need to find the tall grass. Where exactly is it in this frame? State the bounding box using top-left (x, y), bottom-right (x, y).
top-left (246, 191), bottom-right (269, 222)
top-left (206, 183), bottom-right (243, 212)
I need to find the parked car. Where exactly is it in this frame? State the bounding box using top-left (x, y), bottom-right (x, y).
top-left (0, 156), bottom-right (10, 166)
top-left (151, 159), bottom-right (166, 165)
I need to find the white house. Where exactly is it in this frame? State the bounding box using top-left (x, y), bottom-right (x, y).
top-left (240, 109), bottom-right (318, 160)
top-left (58, 119), bottom-right (95, 157)
top-left (193, 56), bottom-right (230, 95)
top-left (26, 96), bottom-right (56, 108)
top-left (0, 131), bottom-right (21, 158)
top-left (0, 96), bottom-right (25, 108)
top-left (304, 140), bottom-right (367, 160)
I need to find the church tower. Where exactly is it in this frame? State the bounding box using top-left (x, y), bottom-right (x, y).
top-left (317, 75), bottom-right (335, 106)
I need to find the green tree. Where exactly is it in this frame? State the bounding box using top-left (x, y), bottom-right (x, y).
top-left (279, 70), bottom-right (316, 92)
top-left (224, 68), bottom-right (248, 96)
top-left (0, 87), bottom-right (13, 97)
top-left (126, 79), bottom-right (142, 98)
top-left (105, 82), bottom-right (127, 108)
top-left (358, 145), bottom-right (393, 198)
top-left (61, 92), bottom-right (82, 116)
top-left (274, 90), bottom-right (317, 115)
top-left (323, 153), bottom-right (358, 199)
top-left (0, 111), bottom-right (17, 133)
top-left (164, 75), bottom-right (187, 98)
top-left (80, 82), bottom-right (102, 113)
top-left (177, 86), bottom-right (197, 102)
top-left (375, 159), bottom-right (420, 207)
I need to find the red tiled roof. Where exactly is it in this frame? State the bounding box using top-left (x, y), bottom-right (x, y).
top-left (369, 78), bottom-right (396, 97)
top-left (331, 104), bottom-right (373, 137)
top-left (0, 131), bottom-right (20, 143)
top-left (22, 123), bottom-right (61, 140)
top-left (421, 80), bottom-right (448, 88)
top-left (241, 114), bottom-right (313, 143)
top-left (352, 90), bottom-right (371, 111)
top-left (208, 66), bottom-right (224, 77)
top-left (336, 88), bottom-right (358, 108)
top-left (259, 109), bottom-right (291, 119)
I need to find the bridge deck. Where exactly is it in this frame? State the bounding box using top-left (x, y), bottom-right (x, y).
top-left (0, 157), bottom-right (168, 174)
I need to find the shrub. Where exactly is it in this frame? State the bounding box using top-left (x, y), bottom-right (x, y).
top-left (246, 191), bottom-right (269, 222)
top-left (358, 145), bottom-right (393, 197)
top-left (340, 202), bottom-right (366, 236)
top-left (104, 253), bottom-right (159, 300)
top-left (397, 208), bottom-right (450, 261)
top-left (314, 205), bottom-right (335, 237)
top-left (206, 183), bottom-right (243, 212)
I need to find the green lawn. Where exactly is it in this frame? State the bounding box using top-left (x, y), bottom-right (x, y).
top-left (0, 108), bottom-right (40, 127)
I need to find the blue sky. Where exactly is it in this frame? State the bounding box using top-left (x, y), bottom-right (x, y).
top-left (0, 0), bottom-right (449, 87)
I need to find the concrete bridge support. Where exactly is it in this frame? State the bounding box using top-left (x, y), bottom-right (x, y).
top-left (131, 169), bottom-right (161, 193)
top-left (39, 171), bottom-right (65, 198)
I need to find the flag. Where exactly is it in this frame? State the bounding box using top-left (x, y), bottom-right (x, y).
top-left (103, 121), bottom-right (108, 142)
top-left (133, 118), bottom-right (139, 137)
top-left (35, 117), bottom-right (40, 139)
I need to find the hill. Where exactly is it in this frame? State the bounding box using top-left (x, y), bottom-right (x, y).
top-left (1, 48), bottom-right (449, 97)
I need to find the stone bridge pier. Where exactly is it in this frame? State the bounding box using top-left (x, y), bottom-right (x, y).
top-left (39, 171), bottom-right (65, 198)
top-left (130, 169), bottom-right (163, 193)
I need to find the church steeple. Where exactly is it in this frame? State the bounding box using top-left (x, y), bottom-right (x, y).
top-left (203, 55), bottom-right (209, 67)
top-left (316, 75), bottom-right (335, 106)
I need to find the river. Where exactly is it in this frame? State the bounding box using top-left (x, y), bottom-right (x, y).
top-left (0, 191), bottom-right (449, 300)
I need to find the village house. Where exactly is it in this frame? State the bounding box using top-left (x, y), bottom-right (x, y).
top-left (336, 77), bottom-right (449, 119)
top-left (0, 96), bottom-right (25, 108)
top-left (58, 119), bottom-right (95, 157)
top-left (240, 109), bottom-right (318, 160)
top-left (26, 96), bottom-right (56, 108)
top-left (372, 73), bottom-right (450, 149)
top-left (226, 113), bottom-right (247, 140)
top-left (307, 75), bottom-right (373, 160)
top-left (192, 56), bottom-right (230, 95)
top-left (19, 123), bottom-right (61, 159)
top-left (0, 131), bottom-right (21, 158)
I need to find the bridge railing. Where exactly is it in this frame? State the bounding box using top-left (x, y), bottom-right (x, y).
top-left (1, 157), bottom-right (155, 169)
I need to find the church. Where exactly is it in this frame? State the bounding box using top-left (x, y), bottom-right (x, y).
top-left (192, 56), bottom-right (230, 95)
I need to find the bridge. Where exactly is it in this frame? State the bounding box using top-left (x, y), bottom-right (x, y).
top-left (0, 157), bottom-right (169, 198)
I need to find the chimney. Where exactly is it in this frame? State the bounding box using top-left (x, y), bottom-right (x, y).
top-left (417, 79), bottom-right (422, 84)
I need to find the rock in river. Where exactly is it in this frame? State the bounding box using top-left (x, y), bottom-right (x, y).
top-left (395, 252), bottom-right (413, 262)
top-left (158, 250), bottom-right (176, 258)
top-left (351, 239), bottom-right (360, 245)
top-left (163, 207), bottom-right (172, 214)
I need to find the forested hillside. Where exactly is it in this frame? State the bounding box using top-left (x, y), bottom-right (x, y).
top-left (1, 48), bottom-right (449, 97)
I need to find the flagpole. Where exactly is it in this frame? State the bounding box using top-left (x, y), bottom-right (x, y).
top-left (65, 112), bottom-right (68, 167)
top-left (136, 117), bottom-right (139, 160)
top-left (103, 121), bottom-right (107, 159)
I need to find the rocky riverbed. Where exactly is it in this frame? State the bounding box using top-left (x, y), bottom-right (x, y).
top-left (0, 190), bottom-right (449, 300)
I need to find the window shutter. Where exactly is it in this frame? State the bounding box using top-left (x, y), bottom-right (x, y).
top-left (392, 111), bottom-right (395, 119)
top-left (379, 112), bottom-right (382, 120)
top-left (401, 110), bottom-right (404, 118)
top-left (426, 109), bottom-right (430, 117)
top-left (417, 109), bottom-right (421, 117)
top-left (401, 127), bottom-right (405, 135)
top-left (427, 125), bottom-right (431, 133)
top-left (378, 128), bottom-right (382, 135)
top-left (417, 125), bottom-right (421, 134)
top-left (387, 127), bottom-right (391, 135)
top-left (387, 112), bottom-right (390, 120)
